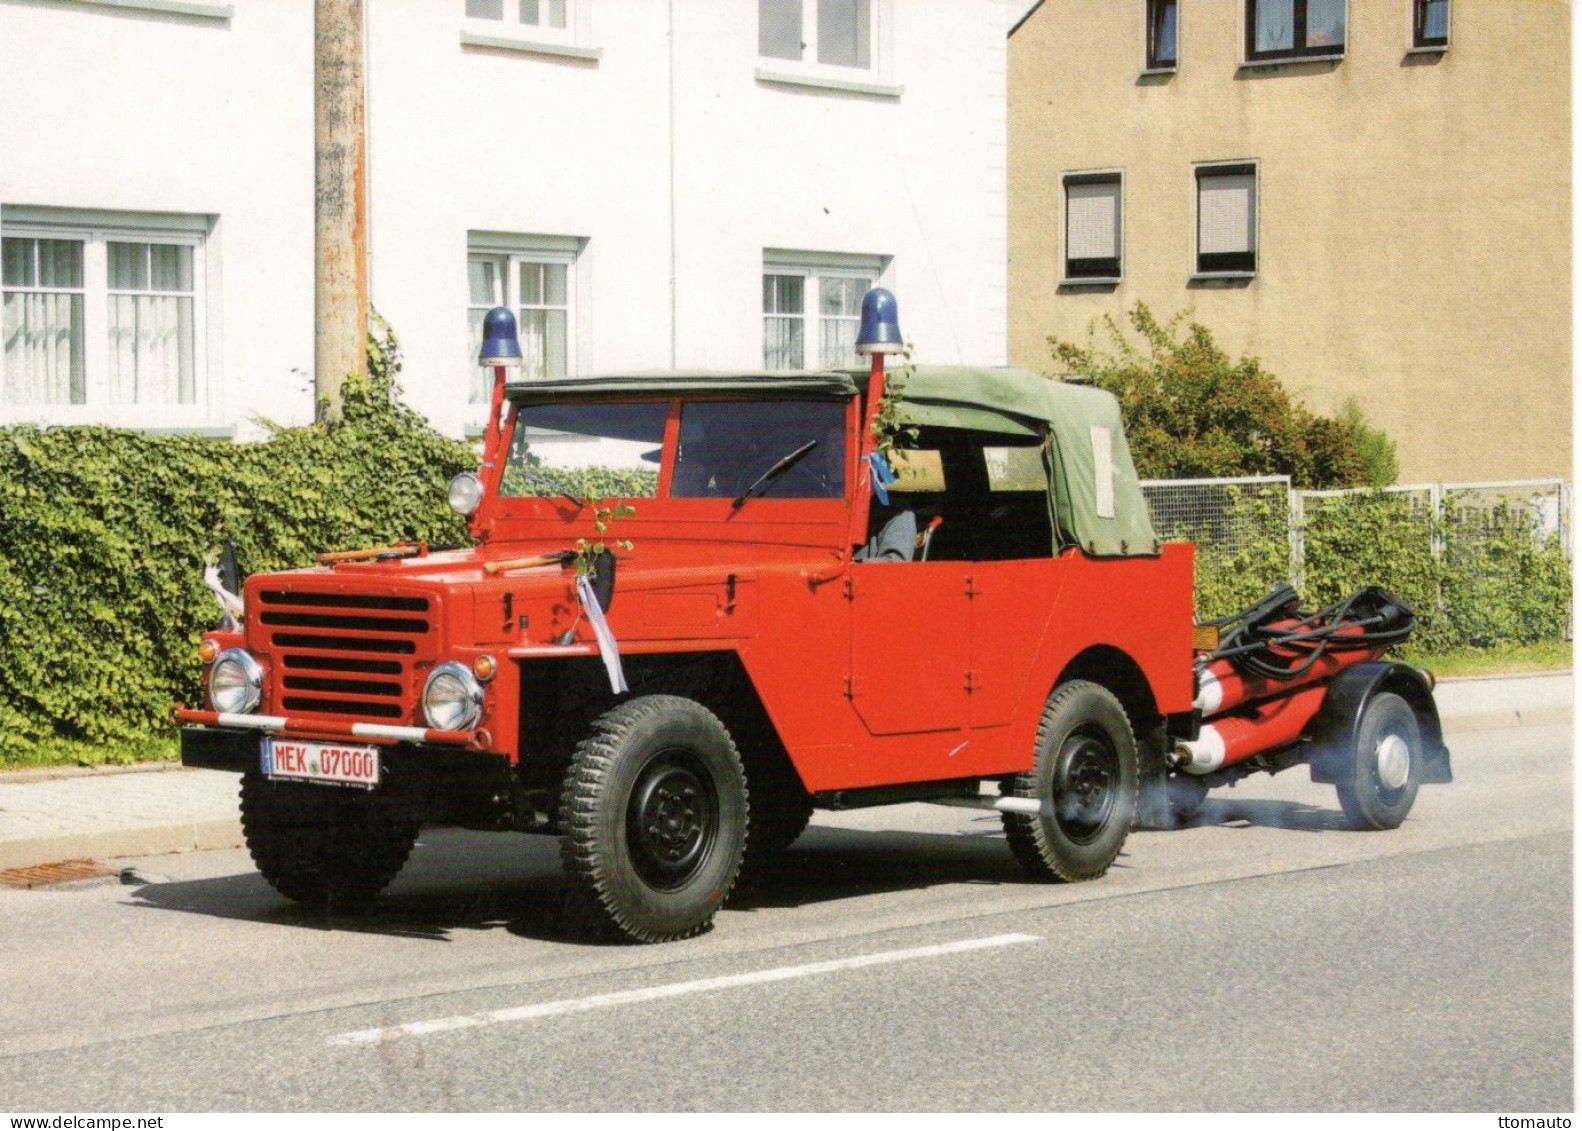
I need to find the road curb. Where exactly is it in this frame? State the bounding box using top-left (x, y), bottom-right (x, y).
top-left (0, 817), bottom-right (244, 872)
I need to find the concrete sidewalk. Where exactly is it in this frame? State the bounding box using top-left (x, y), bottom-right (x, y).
top-left (0, 671), bottom-right (1571, 873)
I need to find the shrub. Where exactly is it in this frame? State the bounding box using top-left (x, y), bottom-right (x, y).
top-left (1051, 304), bottom-right (1396, 488)
top-left (0, 320), bottom-right (475, 765)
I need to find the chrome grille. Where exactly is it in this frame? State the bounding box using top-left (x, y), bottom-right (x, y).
top-left (255, 588), bottom-right (435, 721)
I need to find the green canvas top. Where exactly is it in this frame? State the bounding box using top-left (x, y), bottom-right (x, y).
top-left (895, 366), bottom-right (1160, 558)
top-left (501, 364), bottom-right (1158, 558)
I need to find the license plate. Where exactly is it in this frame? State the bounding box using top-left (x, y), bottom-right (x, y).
top-left (261, 737), bottom-right (380, 788)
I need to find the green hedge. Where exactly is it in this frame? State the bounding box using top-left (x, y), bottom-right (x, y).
top-left (1183, 489), bottom-right (1571, 657)
top-left (0, 326), bottom-right (474, 766)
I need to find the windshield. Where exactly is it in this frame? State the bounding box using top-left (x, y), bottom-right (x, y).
top-left (500, 402), bottom-right (666, 499)
top-left (672, 400), bottom-right (846, 501)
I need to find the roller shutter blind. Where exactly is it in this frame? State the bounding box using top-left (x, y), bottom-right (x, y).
top-left (1064, 174), bottom-right (1121, 280)
top-left (1196, 165), bottom-right (1257, 274)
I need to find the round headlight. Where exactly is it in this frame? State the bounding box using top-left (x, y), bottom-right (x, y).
top-left (448, 472), bottom-right (483, 516)
top-left (208, 648), bottom-right (263, 715)
top-left (422, 661), bottom-right (484, 732)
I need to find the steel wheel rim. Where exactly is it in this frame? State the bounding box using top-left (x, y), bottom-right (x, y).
top-left (626, 749), bottom-right (719, 891)
top-left (1053, 725), bottom-right (1120, 844)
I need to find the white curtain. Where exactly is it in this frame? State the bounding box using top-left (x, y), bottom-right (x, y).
top-left (816, 276), bottom-right (869, 368)
top-left (107, 243), bottom-right (195, 405)
top-left (108, 295), bottom-right (194, 405)
top-left (518, 308), bottom-right (568, 380)
top-left (763, 274), bottom-right (804, 370)
top-left (3, 291), bottom-right (84, 405)
top-left (1255, 0), bottom-right (1293, 51)
top-left (1307, 0), bottom-right (1345, 46)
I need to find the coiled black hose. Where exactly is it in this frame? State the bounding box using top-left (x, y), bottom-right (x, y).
top-left (1205, 584), bottom-right (1416, 682)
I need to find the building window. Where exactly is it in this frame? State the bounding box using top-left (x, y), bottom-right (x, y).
top-left (762, 256), bottom-right (881, 370)
top-left (1413, 0), bottom-right (1449, 48)
top-left (758, 0), bottom-right (877, 72)
top-left (2, 221), bottom-right (207, 416)
top-left (1246, 0), bottom-right (1345, 61)
top-left (1196, 164), bottom-right (1257, 275)
top-left (1063, 173), bottom-right (1122, 282)
top-left (468, 241), bottom-right (576, 398)
top-left (1146, 0), bottom-right (1178, 69)
top-left (466, 0), bottom-right (565, 30)
top-left (462, 0), bottom-right (592, 49)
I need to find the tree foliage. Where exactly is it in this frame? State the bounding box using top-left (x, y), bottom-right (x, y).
top-left (1050, 303), bottom-right (1397, 488)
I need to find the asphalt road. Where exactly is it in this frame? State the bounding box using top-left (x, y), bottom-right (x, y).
top-left (0, 722), bottom-right (1570, 1112)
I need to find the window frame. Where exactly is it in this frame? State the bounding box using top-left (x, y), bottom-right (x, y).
top-left (1062, 171), bottom-right (1124, 284)
top-left (1193, 162), bottom-right (1259, 278)
top-left (460, 0), bottom-right (599, 59)
top-left (1244, 0), bottom-right (1348, 63)
top-left (1411, 0), bottom-right (1450, 50)
top-left (755, 0), bottom-right (895, 90)
top-left (1144, 0), bottom-right (1178, 72)
top-left (0, 219), bottom-right (211, 427)
top-left (467, 240), bottom-right (579, 402)
top-left (762, 252), bottom-right (887, 372)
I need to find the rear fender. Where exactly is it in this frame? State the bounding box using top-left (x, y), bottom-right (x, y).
top-left (1304, 661), bottom-right (1451, 785)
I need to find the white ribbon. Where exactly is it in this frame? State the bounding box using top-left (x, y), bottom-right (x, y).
top-left (203, 556), bottom-right (245, 623)
top-left (576, 574), bottom-right (628, 694)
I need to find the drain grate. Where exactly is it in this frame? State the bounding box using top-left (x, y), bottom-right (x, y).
top-left (0, 859), bottom-right (115, 889)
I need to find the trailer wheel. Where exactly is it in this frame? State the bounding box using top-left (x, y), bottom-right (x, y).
top-left (559, 695), bottom-right (748, 943)
top-left (1336, 692), bottom-right (1422, 830)
top-left (240, 773), bottom-right (420, 911)
top-left (1003, 680), bottom-right (1138, 882)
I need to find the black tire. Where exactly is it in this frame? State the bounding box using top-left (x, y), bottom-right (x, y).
top-left (1166, 774), bottom-right (1210, 821)
top-left (1002, 680), bottom-right (1138, 882)
top-left (733, 773), bottom-right (813, 896)
top-left (753, 789), bottom-right (814, 858)
top-left (239, 773), bottom-right (420, 911)
top-left (559, 695), bottom-right (748, 943)
top-left (1336, 692), bottom-right (1422, 830)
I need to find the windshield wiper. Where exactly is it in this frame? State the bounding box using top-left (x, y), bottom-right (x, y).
top-left (731, 440), bottom-right (819, 509)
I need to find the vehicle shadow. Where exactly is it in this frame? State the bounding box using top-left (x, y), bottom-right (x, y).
top-left (122, 820), bottom-right (1043, 945)
top-left (1150, 796), bottom-right (1353, 834)
top-left (124, 800), bottom-right (1352, 944)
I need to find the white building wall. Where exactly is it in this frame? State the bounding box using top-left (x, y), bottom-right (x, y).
top-left (2, 0), bottom-right (1007, 440)
top-left (0, 0), bottom-right (315, 434)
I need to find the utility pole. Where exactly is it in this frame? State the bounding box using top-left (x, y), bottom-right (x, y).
top-left (314, 0), bottom-right (368, 424)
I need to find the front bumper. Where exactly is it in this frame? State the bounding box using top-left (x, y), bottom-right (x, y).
top-left (179, 725), bottom-right (515, 825)
top-left (172, 707), bottom-right (486, 750)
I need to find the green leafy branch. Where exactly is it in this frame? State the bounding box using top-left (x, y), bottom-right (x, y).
top-left (572, 496), bottom-right (636, 577)
top-left (869, 342), bottom-right (919, 466)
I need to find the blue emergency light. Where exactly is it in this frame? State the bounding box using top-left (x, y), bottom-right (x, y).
top-left (855, 288), bottom-right (904, 355)
top-left (479, 306), bottom-right (523, 367)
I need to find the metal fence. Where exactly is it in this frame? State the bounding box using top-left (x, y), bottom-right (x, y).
top-left (1139, 474), bottom-right (1572, 641)
top-left (1141, 476), bottom-right (1570, 568)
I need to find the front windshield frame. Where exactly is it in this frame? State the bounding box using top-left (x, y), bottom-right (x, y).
top-left (493, 395), bottom-right (855, 509)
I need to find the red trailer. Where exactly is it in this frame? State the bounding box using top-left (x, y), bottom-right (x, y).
top-left (176, 290), bottom-right (1450, 943)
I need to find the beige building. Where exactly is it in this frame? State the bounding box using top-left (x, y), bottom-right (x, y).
top-left (1008, 0), bottom-right (1570, 482)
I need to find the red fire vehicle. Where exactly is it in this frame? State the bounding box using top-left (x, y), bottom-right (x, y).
top-left (176, 290), bottom-right (1450, 943)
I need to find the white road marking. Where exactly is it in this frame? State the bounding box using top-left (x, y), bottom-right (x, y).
top-left (328, 932), bottom-right (1042, 1046)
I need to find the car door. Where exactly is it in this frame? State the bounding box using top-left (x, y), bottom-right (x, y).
top-left (847, 561), bottom-right (972, 737)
